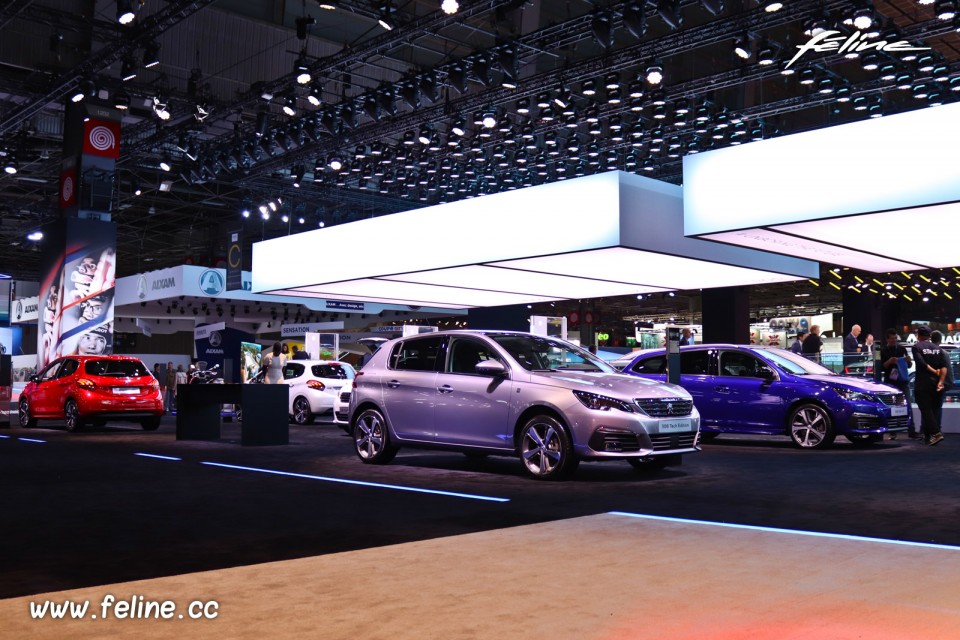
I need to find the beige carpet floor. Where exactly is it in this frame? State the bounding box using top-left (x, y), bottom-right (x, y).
top-left (2, 513), bottom-right (959, 640)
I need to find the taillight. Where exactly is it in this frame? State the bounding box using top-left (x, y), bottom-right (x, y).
top-left (354, 371), bottom-right (363, 387)
top-left (307, 380), bottom-right (326, 391)
top-left (149, 379), bottom-right (160, 389)
top-left (76, 378), bottom-right (96, 389)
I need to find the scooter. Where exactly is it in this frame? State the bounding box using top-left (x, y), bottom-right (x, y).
top-left (188, 362), bottom-right (223, 384)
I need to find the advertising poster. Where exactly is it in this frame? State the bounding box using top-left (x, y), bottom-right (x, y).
top-left (37, 219), bottom-right (117, 368)
top-left (240, 341), bottom-right (262, 383)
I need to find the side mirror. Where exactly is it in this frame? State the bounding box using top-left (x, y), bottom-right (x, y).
top-left (759, 366), bottom-right (777, 381)
top-left (475, 360), bottom-right (508, 377)
top-left (29, 374), bottom-right (39, 383)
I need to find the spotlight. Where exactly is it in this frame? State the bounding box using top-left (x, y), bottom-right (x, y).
top-left (657, 0), bottom-right (682, 29)
top-left (27, 231), bottom-right (42, 241)
top-left (121, 56), bottom-right (137, 82)
top-left (328, 155), bottom-right (343, 171)
top-left (3, 157), bottom-right (17, 175)
top-left (757, 46), bottom-right (775, 66)
top-left (420, 72), bottom-right (440, 102)
top-left (498, 45), bottom-right (518, 88)
top-left (292, 165), bottom-right (305, 188)
top-left (143, 41), bottom-right (161, 68)
top-left (377, 2), bottom-right (396, 30)
top-left (591, 11), bottom-right (613, 49)
top-left (582, 78), bottom-right (597, 96)
top-left (159, 154), bottom-right (172, 172)
top-left (295, 54), bottom-right (311, 84)
top-left (481, 110), bottom-right (496, 128)
top-left (472, 55), bottom-right (492, 87)
top-left (71, 79), bottom-right (97, 103)
top-left (701, 0), bottom-right (724, 15)
top-left (282, 93), bottom-right (297, 116)
top-left (852, 4), bottom-right (874, 29)
top-left (441, 0), bottom-right (459, 14)
top-left (418, 125), bottom-right (431, 145)
top-left (447, 62), bottom-right (467, 94)
top-left (763, 0), bottom-right (783, 12)
top-left (937, 0), bottom-right (958, 19)
top-left (307, 86), bottom-right (322, 106)
top-left (116, 0), bottom-right (135, 24)
top-left (623, 1), bottom-right (646, 39)
top-left (152, 95), bottom-right (171, 120)
top-left (645, 63), bottom-right (663, 85)
top-left (733, 35), bottom-right (751, 59)
top-left (113, 89), bottom-right (131, 110)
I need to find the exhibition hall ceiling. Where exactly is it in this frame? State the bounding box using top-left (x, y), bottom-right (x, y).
top-left (0, 0), bottom-right (958, 320)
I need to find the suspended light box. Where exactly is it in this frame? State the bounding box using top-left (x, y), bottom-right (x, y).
top-left (683, 101), bottom-right (960, 272)
top-left (252, 171), bottom-right (817, 308)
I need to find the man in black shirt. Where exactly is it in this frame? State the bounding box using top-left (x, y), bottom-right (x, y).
top-left (879, 328), bottom-right (915, 438)
top-left (912, 325), bottom-right (948, 446)
top-left (801, 324), bottom-right (823, 358)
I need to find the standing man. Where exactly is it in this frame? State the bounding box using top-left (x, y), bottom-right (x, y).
top-left (679, 328), bottom-right (693, 346)
top-left (930, 331), bottom-right (955, 431)
top-left (291, 345), bottom-right (309, 360)
top-left (164, 361), bottom-right (177, 413)
top-left (880, 328), bottom-right (915, 439)
top-left (801, 325), bottom-right (823, 359)
top-left (790, 331), bottom-right (806, 354)
top-left (912, 325), bottom-right (947, 446)
top-left (843, 324), bottom-right (862, 353)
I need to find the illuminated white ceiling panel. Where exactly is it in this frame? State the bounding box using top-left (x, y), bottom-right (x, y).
top-left (684, 102), bottom-right (960, 273)
top-left (493, 248), bottom-right (807, 290)
top-left (253, 171), bottom-right (818, 309)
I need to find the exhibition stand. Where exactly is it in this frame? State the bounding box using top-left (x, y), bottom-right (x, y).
top-left (176, 384), bottom-right (288, 446)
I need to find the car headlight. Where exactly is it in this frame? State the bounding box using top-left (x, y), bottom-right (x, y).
top-left (832, 387), bottom-right (878, 402)
top-left (573, 390), bottom-right (635, 413)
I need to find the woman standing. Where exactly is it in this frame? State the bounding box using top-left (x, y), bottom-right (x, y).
top-left (262, 342), bottom-right (287, 384)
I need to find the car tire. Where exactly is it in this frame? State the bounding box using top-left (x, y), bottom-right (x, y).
top-left (140, 417), bottom-right (161, 431)
top-left (846, 433), bottom-right (882, 446)
top-left (292, 396), bottom-right (315, 425)
top-left (64, 399), bottom-right (85, 433)
top-left (518, 415), bottom-right (578, 480)
top-left (18, 398), bottom-right (36, 428)
top-left (353, 408), bottom-right (397, 464)
top-left (788, 403), bottom-right (835, 449)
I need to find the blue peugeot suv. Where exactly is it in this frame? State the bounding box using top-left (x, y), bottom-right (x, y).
top-left (620, 344), bottom-right (910, 448)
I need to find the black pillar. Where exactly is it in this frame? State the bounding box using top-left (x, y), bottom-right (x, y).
top-left (467, 304), bottom-right (530, 331)
top-left (701, 286), bottom-right (750, 344)
top-left (842, 289), bottom-right (895, 342)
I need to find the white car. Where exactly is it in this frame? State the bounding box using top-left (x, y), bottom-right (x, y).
top-left (332, 381), bottom-right (353, 430)
top-left (282, 360), bottom-right (355, 424)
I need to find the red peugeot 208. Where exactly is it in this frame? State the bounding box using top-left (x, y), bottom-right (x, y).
top-left (19, 355), bottom-right (164, 431)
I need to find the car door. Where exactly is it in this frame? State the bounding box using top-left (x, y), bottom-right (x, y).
top-left (281, 361), bottom-right (306, 412)
top-left (381, 335), bottom-right (446, 441)
top-left (433, 336), bottom-right (513, 449)
top-left (676, 349), bottom-right (719, 428)
top-left (48, 359), bottom-right (81, 415)
top-left (30, 360), bottom-right (64, 417)
top-left (713, 350), bottom-right (784, 433)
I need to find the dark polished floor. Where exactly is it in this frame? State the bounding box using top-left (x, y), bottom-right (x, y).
top-left (1, 415), bottom-right (956, 599)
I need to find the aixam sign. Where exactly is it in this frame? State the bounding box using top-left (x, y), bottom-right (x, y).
top-left (786, 30), bottom-right (930, 69)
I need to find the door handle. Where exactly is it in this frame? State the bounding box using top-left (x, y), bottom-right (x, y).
top-left (714, 385), bottom-right (730, 394)
top-left (437, 385), bottom-right (454, 394)
top-left (387, 380), bottom-right (400, 389)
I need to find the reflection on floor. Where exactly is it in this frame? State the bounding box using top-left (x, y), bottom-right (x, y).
top-left (2, 513), bottom-right (958, 640)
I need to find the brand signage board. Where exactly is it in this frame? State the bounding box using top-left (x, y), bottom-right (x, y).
top-left (13, 296), bottom-right (40, 323)
top-left (194, 322), bottom-right (225, 341)
top-left (280, 322), bottom-right (345, 337)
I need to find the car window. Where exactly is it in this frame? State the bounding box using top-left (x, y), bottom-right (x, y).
top-left (447, 338), bottom-right (502, 374)
top-left (38, 361), bottom-right (62, 381)
top-left (758, 347), bottom-right (834, 375)
top-left (490, 333), bottom-right (612, 372)
top-left (84, 359), bottom-right (150, 377)
top-left (680, 350), bottom-right (711, 375)
top-left (629, 355), bottom-right (666, 374)
top-left (390, 336), bottom-right (446, 372)
top-left (58, 359), bottom-right (80, 378)
top-left (719, 351), bottom-right (768, 378)
top-left (311, 364), bottom-right (354, 379)
top-left (284, 363), bottom-right (305, 380)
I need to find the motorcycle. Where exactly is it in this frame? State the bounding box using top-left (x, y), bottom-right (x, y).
top-left (188, 362), bottom-right (223, 385)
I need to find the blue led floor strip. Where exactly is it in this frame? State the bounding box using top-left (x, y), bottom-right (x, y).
top-left (0, 434), bottom-right (10, 438)
top-left (134, 453), bottom-right (182, 461)
top-left (17, 437), bottom-right (46, 443)
top-left (608, 512), bottom-right (960, 551)
top-left (201, 461), bottom-right (510, 503)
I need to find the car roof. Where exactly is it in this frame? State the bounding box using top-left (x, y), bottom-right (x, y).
top-left (289, 360), bottom-right (352, 366)
top-left (60, 355), bottom-right (145, 361)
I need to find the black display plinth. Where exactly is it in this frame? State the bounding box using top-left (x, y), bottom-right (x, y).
top-left (176, 384), bottom-right (288, 446)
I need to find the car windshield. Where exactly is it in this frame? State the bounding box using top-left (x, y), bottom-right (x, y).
top-left (85, 359), bottom-right (150, 377)
top-left (490, 334), bottom-right (614, 373)
top-left (756, 347), bottom-right (835, 376)
top-left (312, 364), bottom-right (354, 380)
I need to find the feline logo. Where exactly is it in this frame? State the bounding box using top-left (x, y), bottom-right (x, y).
top-left (786, 30), bottom-right (930, 69)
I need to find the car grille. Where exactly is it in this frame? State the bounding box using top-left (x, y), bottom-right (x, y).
top-left (339, 391), bottom-right (351, 403)
top-left (877, 393), bottom-right (905, 406)
top-left (849, 415), bottom-right (910, 430)
top-left (634, 398), bottom-right (693, 417)
top-left (649, 432), bottom-right (699, 451)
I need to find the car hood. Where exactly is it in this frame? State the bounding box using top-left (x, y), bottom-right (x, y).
top-left (530, 370), bottom-right (690, 399)
top-left (804, 374), bottom-right (899, 393)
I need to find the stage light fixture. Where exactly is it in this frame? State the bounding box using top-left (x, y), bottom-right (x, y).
top-left (645, 63), bottom-right (663, 85)
top-left (623, 1), bottom-right (646, 39)
top-left (657, 0), bottom-right (682, 29)
top-left (441, 0), bottom-right (459, 14)
top-left (117, 0), bottom-right (135, 24)
top-left (295, 55), bottom-right (311, 84)
top-left (734, 35), bottom-right (751, 59)
top-left (591, 11), bottom-right (613, 49)
top-left (282, 93), bottom-right (297, 116)
top-left (159, 154), bottom-right (172, 172)
top-left (121, 56), bottom-right (137, 81)
top-left (447, 62), bottom-right (467, 94)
